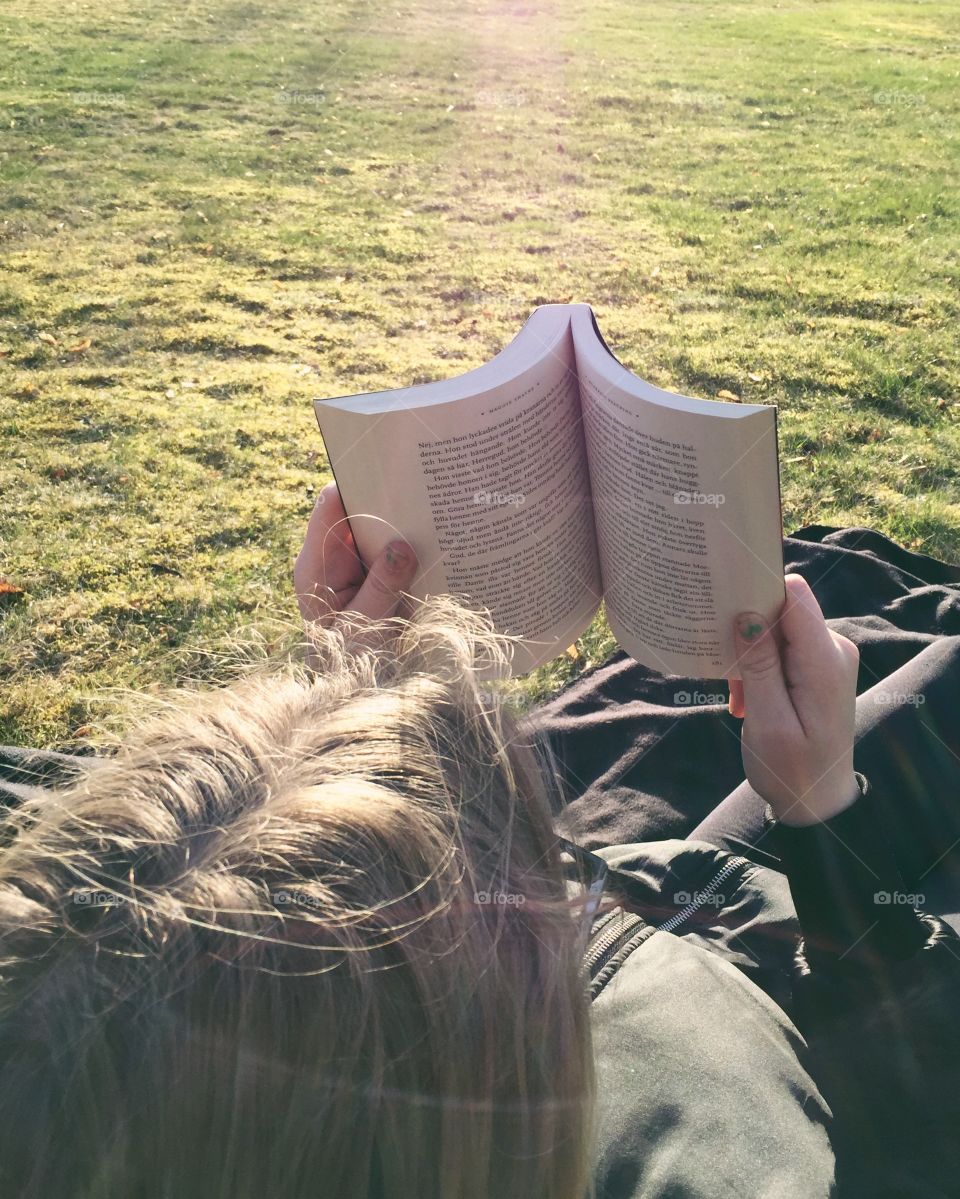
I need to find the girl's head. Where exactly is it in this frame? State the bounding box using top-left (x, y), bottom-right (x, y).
top-left (0, 600), bottom-right (594, 1199)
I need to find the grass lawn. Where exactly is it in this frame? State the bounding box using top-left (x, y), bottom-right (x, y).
top-left (2, 0), bottom-right (959, 746)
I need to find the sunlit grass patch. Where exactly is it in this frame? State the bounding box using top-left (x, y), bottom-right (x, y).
top-left (2, 0), bottom-right (959, 742)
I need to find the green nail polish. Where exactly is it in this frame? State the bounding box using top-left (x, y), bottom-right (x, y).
top-left (738, 617), bottom-right (764, 641)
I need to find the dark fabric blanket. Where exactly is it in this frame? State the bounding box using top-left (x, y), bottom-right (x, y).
top-left (525, 526), bottom-right (960, 895)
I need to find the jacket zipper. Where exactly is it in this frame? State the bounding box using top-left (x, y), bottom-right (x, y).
top-left (584, 854), bottom-right (751, 987)
top-left (656, 855), bottom-right (750, 934)
top-left (584, 909), bottom-right (647, 980)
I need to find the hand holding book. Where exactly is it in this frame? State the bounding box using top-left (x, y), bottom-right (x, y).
top-left (729, 574), bottom-right (862, 827)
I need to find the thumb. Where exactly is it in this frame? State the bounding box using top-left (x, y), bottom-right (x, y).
top-left (733, 610), bottom-right (792, 720)
top-left (351, 540), bottom-right (418, 620)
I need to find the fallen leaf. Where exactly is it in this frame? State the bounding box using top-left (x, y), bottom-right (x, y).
top-left (38, 332), bottom-right (59, 346)
top-left (17, 384), bottom-right (38, 397)
top-left (565, 644), bottom-right (580, 660)
top-left (165, 388), bottom-right (177, 398)
top-left (0, 347), bottom-right (12, 358)
top-left (716, 389), bottom-right (741, 403)
top-left (0, 579), bottom-right (24, 597)
top-left (747, 372), bottom-right (763, 383)
top-left (68, 338), bottom-right (92, 353)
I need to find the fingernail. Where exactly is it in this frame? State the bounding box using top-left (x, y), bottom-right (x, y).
top-left (737, 613), bottom-right (766, 641)
top-left (384, 541), bottom-right (411, 570)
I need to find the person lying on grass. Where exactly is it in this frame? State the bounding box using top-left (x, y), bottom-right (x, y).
top-left (0, 482), bottom-right (958, 1198)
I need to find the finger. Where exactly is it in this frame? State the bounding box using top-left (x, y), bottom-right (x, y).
top-left (733, 608), bottom-right (794, 728)
top-left (829, 629), bottom-right (861, 667)
top-left (828, 630), bottom-right (861, 690)
top-left (727, 678), bottom-right (745, 719)
top-left (294, 483), bottom-right (364, 620)
top-left (349, 540), bottom-right (418, 621)
top-left (779, 574), bottom-right (848, 691)
top-left (301, 483), bottom-right (361, 586)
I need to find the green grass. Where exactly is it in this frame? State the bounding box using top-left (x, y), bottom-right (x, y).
top-left (2, 0), bottom-right (959, 744)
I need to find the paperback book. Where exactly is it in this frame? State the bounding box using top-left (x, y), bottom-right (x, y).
top-left (314, 304), bottom-right (784, 679)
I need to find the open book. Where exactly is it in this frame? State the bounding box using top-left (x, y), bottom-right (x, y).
top-left (314, 304), bottom-right (784, 680)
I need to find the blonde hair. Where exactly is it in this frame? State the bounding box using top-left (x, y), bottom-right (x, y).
top-left (0, 598), bottom-right (595, 1199)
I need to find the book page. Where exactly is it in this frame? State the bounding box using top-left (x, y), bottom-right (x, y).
top-left (315, 307), bottom-right (602, 674)
top-left (572, 308), bottom-right (784, 681)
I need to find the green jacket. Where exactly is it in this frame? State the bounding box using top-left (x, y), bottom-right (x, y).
top-left (587, 797), bottom-right (960, 1198)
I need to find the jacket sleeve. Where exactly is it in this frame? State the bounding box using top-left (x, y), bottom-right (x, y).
top-left (774, 774), bottom-right (960, 1196)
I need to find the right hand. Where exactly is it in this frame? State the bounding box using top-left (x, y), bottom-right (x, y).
top-left (727, 574), bottom-right (861, 827)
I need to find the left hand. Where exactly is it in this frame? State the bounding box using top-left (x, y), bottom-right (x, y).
top-left (293, 482), bottom-right (418, 627)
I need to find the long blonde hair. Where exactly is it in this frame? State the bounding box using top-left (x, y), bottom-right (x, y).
top-left (0, 598), bottom-right (595, 1199)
